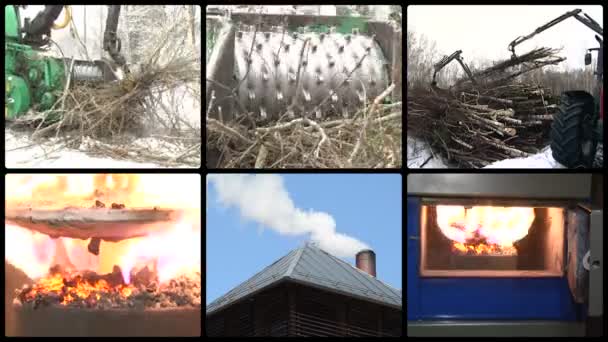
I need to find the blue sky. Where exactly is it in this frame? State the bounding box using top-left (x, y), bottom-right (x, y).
top-left (206, 174), bottom-right (402, 305)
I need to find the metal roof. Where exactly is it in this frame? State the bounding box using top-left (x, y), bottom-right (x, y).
top-left (206, 244), bottom-right (402, 315)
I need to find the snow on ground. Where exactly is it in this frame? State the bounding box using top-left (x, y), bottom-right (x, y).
top-left (407, 134), bottom-right (567, 169)
top-left (5, 129), bottom-right (190, 168)
top-left (483, 146), bottom-right (565, 168)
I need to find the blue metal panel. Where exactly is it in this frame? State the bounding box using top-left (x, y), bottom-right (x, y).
top-left (417, 277), bottom-right (579, 320)
top-left (407, 196), bottom-right (582, 321)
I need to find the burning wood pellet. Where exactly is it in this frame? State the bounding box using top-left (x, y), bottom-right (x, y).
top-left (436, 205), bottom-right (532, 256)
top-left (14, 265), bottom-right (201, 310)
top-left (452, 241), bottom-right (517, 256)
top-left (450, 231), bottom-right (518, 256)
top-left (94, 200), bottom-right (106, 208)
top-left (111, 203), bottom-right (126, 209)
top-left (87, 238), bottom-right (101, 255)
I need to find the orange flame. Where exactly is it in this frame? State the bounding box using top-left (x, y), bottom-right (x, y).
top-left (118, 219), bottom-right (201, 284)
top-left (5, 174), bottom-right (200, 210)
top-left (5, 174), bottom-right (201, 286)
top-left (22, 272), bottom-right (137, 306)
top-left (5, 224), bottom-right (56, 279)
top-left (436, 205), bottom-right (534, 250)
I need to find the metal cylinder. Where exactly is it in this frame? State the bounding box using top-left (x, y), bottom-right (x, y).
top-left (71, 63), bottom-right (104, 81)
top-left (356, 249), bottom-right (376, 277)
top-left (234, 31), bottom-right (389, 120)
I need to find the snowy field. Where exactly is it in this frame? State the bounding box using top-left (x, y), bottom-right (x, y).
top-left (5, 129), bottom-right (196, 168)
top-left (407, 135), bottom-right (566, 169)
top-left (408, 133), bottom-right (603, 168)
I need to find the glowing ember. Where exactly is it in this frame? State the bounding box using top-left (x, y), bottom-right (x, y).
top-left (436, 205), bottom-right (535, 254)
top-left (452, 242), bottom-right (517, 256)
top-left (15, 266), bottom-right (201, 309)
top-left (18, 269), bottom-right (136, 308)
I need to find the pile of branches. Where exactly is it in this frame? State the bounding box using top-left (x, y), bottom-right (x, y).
top-left (408, 48), bottom-right (564, 168)
top-left (207, 85), bottom-right (401, 168)
top-left (13, 55), bottom-right (199, 139)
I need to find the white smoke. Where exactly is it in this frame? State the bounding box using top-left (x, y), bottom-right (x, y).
top-left (207, 174), bottom-right (370, 257)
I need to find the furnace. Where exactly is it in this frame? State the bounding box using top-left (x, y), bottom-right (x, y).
top-left (5, 174), bottom-right (202, 337)
top-left (407, 174), bottom-right (603, 337)
top-left (421, 203), bottom-right (564, 277)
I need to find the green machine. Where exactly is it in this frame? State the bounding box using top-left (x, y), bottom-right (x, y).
top-left (5, 5), bottom-right (129, 119)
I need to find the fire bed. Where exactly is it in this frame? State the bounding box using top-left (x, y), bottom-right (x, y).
top-left (4, 201), bottom-right (201, 336)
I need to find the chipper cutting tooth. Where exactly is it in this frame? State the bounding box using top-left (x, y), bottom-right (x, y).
top-left (234, 31), bottom-right (389, 121)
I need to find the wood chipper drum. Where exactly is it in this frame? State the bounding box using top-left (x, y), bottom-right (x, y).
top-left (234, 30), bottom-right (389, 120)
top-left (206, 13), bottom-right (402, 122)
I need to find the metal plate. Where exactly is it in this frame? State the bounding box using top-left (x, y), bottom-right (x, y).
top-left (206, 17), bottom-right (235, 121)
top-left (11, 305), bottom-right (200, 336)
top-left (588, 209), bottom-right (603, 317)
top-left (407, 174), bottom-right (592, 200)
top-left (566, 206), bottom-right (589, 303)
top-left (5, 207), bottom-right (180, 241)
top-left (407, 321), bottom-right (585, 337)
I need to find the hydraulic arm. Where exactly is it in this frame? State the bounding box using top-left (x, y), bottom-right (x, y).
top-left (508, 9), bottom-right (603, 58)
top-left (103, 5), bottom-right (128, 71)
top-left (22, 5), bottom-right (65, 47)
top-left (432, 50), bottom-right (477, 86)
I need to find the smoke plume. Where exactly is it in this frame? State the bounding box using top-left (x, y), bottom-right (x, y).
top-left (207, 174), bottom-right (370, 257)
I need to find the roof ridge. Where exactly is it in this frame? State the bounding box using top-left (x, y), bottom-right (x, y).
top-left (284, 245), bottom-right (306, 278)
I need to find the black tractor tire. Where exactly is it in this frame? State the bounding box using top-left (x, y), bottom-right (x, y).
top-left (551, 91), bottom-right (597, 168)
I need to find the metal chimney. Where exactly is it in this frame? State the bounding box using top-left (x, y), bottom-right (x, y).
top-left (356, 249), bottom-right (376, 277)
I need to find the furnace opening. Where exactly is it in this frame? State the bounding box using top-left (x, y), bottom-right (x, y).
top-left (420, 204), bottom-right (565, 277)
